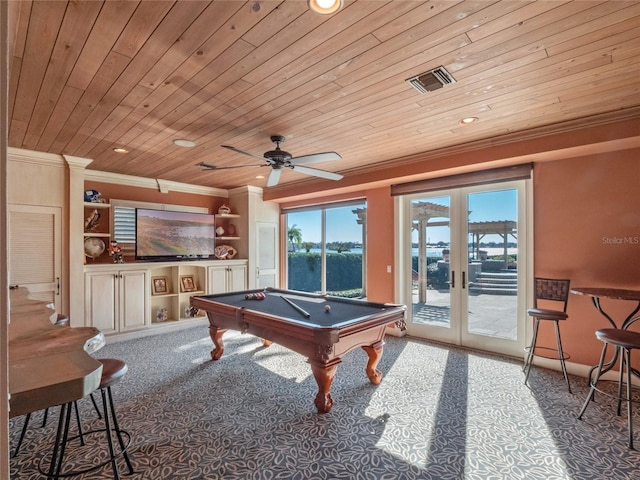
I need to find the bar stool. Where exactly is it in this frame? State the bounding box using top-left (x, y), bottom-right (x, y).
top-left (523, 277), bottom-right (572, 392)
top-left (578, 328), bottom-right (640, 449)
top-left (40, 358), bottom-right (134, 479)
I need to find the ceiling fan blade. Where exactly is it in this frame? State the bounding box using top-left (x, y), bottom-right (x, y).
top-left (266, 168), bottom-right (282, 187)
top-left (221, 144), bottom-right (266, 161)
top-left (290, 151), bottom-right (341, 165)
top-left (196, 161), bottom-right (264, 171)
top-left (291, 165), bottom-right (343, 181)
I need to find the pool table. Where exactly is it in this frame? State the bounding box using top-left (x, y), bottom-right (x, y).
top-left (190, 288), bottom-right (406, 413)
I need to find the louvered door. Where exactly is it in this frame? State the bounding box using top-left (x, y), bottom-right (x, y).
top-left (9, 204), bottom-right (62, 313)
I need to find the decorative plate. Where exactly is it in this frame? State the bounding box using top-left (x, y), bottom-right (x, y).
top-left (214, 245), bottom-right (237, 259)
top-left (84, 237), bottom-right (105, 258)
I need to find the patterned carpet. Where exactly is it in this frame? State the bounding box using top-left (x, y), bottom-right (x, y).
top-left (9, 326), bottom-right (640, 479)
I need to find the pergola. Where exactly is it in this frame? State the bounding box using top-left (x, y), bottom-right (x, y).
top-left (412, 202), bottom-right (450, 303)
top-left (468, 220), bottom-right (518, 262)
top-left (411, 201), bottom-right (517, 303)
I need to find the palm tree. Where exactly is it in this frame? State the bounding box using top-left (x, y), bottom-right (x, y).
top-left (287, 224), bottom-right (303, 252)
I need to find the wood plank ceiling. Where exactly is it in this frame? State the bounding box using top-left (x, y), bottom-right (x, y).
top-left (7, 1), bottom-right (640, 191)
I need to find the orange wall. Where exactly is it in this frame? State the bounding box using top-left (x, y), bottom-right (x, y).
top-left (532, 149), bottom-right (640, 367)
top-left (364, 187), bottom-right (395, 303)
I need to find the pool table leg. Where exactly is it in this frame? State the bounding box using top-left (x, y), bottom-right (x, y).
top-left (362, 341), bottom-right (384, 385)
top-left (310, 361), bottom-right (339, 414)
top-left (209, 326), bottom-right (227, 361)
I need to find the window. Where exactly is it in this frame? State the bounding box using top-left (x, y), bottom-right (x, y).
top-left (285, 200), bottom-right (366, 297)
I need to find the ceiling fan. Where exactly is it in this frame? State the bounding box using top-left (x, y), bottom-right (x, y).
top-left (197, 135), bottom-right (343, 187)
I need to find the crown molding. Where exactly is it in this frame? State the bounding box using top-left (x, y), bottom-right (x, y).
top-left (85, 169), bottom-right (227, 197)
top-left (7, 147), bottom-right (66, 167)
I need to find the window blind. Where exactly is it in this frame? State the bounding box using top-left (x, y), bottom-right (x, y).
top-left (390, 164), bottom-right (532, 196)
top-left (112, 205), bottom-right (136, 255)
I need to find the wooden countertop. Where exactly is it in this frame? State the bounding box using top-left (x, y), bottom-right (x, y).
top-left (9, 287), bottom-right (104, 418)
top-left (570, 287), bottom-right (640, 302)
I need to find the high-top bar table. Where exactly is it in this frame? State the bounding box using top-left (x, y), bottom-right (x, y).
top-left (9, 287), bottom-right (104, 418)
top-left (9, 286), bottom-right (105, 478)
top-left (570, 287), bottom-right (640, 381)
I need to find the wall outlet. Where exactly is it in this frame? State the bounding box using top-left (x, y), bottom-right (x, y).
top-left (387, 265), bottom-right (392, 273)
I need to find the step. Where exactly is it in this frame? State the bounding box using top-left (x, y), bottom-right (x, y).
top-left (468, 285), bottom-right (518, 295)
top-left (473, 278), bottom-right (518, 286)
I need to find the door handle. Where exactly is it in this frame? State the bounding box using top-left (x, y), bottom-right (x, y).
top-left (56, 277), bottom-right (60, 295)
top-left (462, 271), bottom-right (466, 289)
top-left (451, 270), bottom-right (455, 288)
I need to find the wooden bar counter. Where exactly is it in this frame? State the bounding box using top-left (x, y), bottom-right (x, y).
top-left (9, 287), bottom-right (104, 418)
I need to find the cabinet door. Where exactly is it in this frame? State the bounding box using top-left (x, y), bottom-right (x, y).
top-left (228, 265), bottom-right (247, 292)
top-left (85, 271), bottom-right (117, 334)
top-left (119, 270), bottom-right (148, 332)
top-left (208, 266), bottom-right (229, 294)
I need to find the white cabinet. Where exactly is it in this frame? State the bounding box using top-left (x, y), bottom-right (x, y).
top-left (85, 268), bottom-right (148, 334)
top-left (85, 260), bottom-right (247, 336)
top-left (208, 262), bottom-right (247, 294)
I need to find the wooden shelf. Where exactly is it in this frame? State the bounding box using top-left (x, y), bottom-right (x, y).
top-left (84, 202), bottom-right (111, 209)
top-left (84, 232), bottom-right (111, 238)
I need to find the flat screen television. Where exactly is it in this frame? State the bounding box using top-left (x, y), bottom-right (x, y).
top-left (135, 208), bottom-right (216, 261)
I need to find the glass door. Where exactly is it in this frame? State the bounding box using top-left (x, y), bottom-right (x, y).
top-left (405, 181), bottom-right (526, 357)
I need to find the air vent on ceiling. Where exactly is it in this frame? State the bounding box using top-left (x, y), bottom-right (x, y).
top-left (406, 66), bottom-right (456, 93)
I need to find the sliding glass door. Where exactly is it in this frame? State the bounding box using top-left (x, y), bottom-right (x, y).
top-left (403, 181), bottom-right (527, 357)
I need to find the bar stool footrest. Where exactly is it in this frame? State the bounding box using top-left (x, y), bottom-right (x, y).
top-left (37, 428), bottom-right (131, 478)
top-left (524, 345), bottom-right (570, 361)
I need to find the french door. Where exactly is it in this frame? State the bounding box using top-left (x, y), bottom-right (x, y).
top-left (402, 180), bottom-right (528, 357)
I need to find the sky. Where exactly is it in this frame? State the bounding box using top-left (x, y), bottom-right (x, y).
top-left (287, 188), bottom-right (517, 245)
top-left (287, 205), bottom-right (364, 244)
top-left (412, 189), bottom-right (517, 244)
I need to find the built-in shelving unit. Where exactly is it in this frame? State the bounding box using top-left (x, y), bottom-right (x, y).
top-left (150, 263), bottom-right (208, 325)
top-left (83, 201), bottom-right (111, 261)
top-left (215, 213), bottom-right (241, 242)
top-left (83, 201), bottom-right (111, 237)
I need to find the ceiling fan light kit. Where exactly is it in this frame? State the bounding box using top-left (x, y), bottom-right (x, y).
top-left (198, 135), bottom-right (343, 187)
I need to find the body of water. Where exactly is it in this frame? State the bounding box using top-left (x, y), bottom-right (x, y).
top-left (294, 247), bottom-right (518, 257)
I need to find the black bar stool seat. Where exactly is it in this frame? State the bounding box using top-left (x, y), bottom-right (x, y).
top-left (578, 328), bottom-right (640, 449)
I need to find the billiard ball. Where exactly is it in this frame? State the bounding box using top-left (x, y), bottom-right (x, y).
top-left (324, 305), bottom-right (331, 312)
top-left (245, 293), bottom-right (254, 300)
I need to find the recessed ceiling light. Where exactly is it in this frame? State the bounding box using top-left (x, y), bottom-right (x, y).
top-left (460, 117), bottom-right (479, 125)
top-left (308, 0), bottom-right (344, 15)
top-left (173, 139), bottom-right (197, 147)
top-left (255, 175), bottom-right (265, 179)
top-left (113, 147), bottom-right (128, 153)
